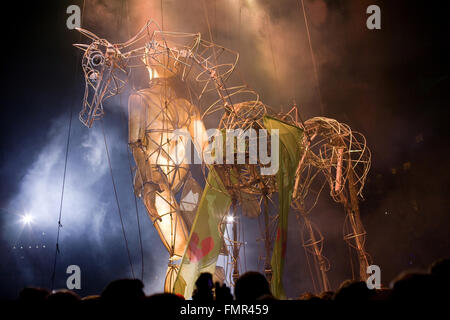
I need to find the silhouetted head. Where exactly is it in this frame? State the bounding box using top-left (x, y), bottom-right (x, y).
top-left (196, 272), bottom-right (214, 290)
top-left (81, 294), bottom-right (101, 301)
top-left (234, 271), bottom-right (271, 300)
top-left (318, 291), bottom-right (334, 301)
top-left (192, 272), bottom-right (214, 301)
top-left (298, 292), bottom-right (320, 301)
top-left (18, 287), bottom-right (49, 303)
top-left (101, 279), bottom-right (145, 302)
top-left (333, 280), bottom-right (373, 301)
top-left (146, 292), bottom-right (185, 304)
top-left (46, 289), bottom-right (80, 305)
top-left (390, 271), bottom-right (438, 302)
top-left (429, 258), bottom-right (450, 280)
top-left (429, 258), bottom-right (450, 300)
top-left (257, 293), bottom-right (277, 301)
top-left (369, 288), bottom-right (392, 301)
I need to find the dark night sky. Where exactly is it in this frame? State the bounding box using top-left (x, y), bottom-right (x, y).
top-left (0, 0), bottom-right (449, 299)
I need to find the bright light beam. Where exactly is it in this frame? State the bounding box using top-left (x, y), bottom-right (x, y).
top-left (21, 214), bottom-right (33, 225)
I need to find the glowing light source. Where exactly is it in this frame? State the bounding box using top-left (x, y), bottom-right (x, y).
top-left (21, 214), bottom-right (33, 225)
top-left (226, 215), bottom-right (234, 223)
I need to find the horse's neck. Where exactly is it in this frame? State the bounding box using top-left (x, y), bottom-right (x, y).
top-left (145, 76), bottom-right (189, 99)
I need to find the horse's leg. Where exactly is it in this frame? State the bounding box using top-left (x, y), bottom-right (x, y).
top-left (296, 211), bottom-right (330, 292)
top-left (130, 145), bottom-right (189, 254)
top-left (144, 188), bottom-right (189, 258)
top-left (343, 168), bottom-right (370, 280)
top-left (129, 91), bottom-right (190, 293)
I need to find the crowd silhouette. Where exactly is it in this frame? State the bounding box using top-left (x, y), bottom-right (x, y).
top-left (15, 258), bottom-right (449, 305)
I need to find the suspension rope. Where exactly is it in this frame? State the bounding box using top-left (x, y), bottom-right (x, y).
top-left (160, 0), bottom-right (164, 30)
top-left (101, 119), bottom-right (136, 279)
top-left (120, 93), bottom-right (145, 280)
top-left (127, 142), bottom-right (144, 280)
top-left (121, 0), bottom-right (144, 281)
top-left (297, 0), bottom-right (325, 115)
top-left (265, 14), bottom-right (280, 94)
top-left (50, 0), bottom-right (86, 291)
top-left (50, 85), bottom-right (73, 291)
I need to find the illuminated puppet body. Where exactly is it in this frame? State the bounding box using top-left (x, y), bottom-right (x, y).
top-left (128, 72), bottom-right (206, 260)
top-left (127, 49), bottom-right (209, 291)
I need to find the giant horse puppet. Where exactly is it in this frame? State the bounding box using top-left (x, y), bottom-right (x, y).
top-left (74, 20), bottom-right (371, 297)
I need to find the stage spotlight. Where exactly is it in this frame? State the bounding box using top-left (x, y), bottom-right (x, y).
top-left (226, 215), bottom-right (234, 223)
top-left (21, 214), bottom-right (33, 225)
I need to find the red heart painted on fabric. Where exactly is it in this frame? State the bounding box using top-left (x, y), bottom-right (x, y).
top-left (276, 227), bottom-right (287, 258)
top-left (187, 232), bottom-right (214, 263)
top-left (201, 237), bottom-right (214, 257)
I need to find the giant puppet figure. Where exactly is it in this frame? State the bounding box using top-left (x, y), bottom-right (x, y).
top-left (74, 20), bottom-right (372, 297)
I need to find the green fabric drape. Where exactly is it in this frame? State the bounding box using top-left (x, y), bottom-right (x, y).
top-left (263, 116), bottom-right (304, 299)
top-left (173, 168), bottom-right (231, 298)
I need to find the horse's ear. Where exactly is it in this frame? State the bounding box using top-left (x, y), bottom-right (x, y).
top-left (73, 43), bottom-right (89, 51)
top-left (117, 20), bottom-right (158, 49)
top-left (75, 27), bottom-right (101, 41)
